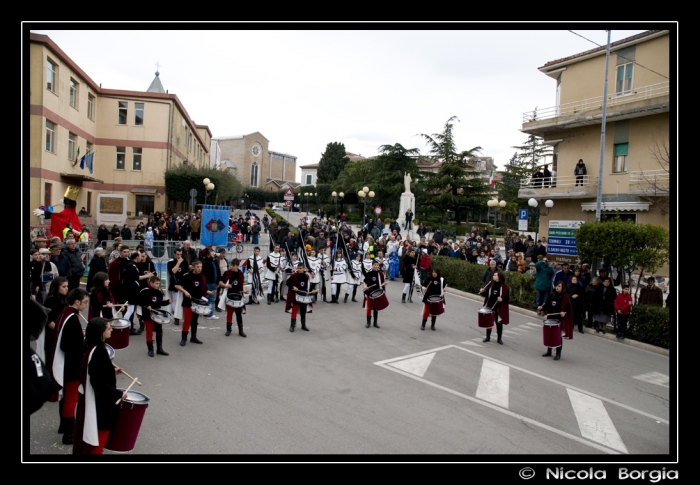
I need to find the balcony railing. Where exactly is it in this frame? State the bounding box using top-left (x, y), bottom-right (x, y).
top-left (628, 169), bottom-right (669, 194)
top-left (523, 81), bottom-right (670, 123)
top-left (519, 174), bottom-right (597, 190)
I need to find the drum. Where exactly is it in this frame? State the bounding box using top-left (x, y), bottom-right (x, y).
top-left (426, 295), bottom-right (445, 316)
top-left (543, 319), bottom-right (562, 348)
top-left (226, 293), bottom-right (245, 308)
top-left (105, 343), bottom-right (115, 360)
top-left (150, 310), bottom-right (172, 325)
top-left (296, 293), bottom-right (314, 304)
top-left (477, 307), bottom-right (494, 328)
top-left (191, 297), bottom-right (210, 315)
top-left (106, 319), bottom-right (131, 350)
top-left (104, 390), bottom-right (150, 452)
top-left (369, 289), bottom-right (389, 311)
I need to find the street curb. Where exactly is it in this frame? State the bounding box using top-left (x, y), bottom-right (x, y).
top-left (444, 286), bottom-right (669, 357)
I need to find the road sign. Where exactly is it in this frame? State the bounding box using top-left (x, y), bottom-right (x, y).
top-left (284, 200), bottom-right (293, 208)
top-left (189, 188), bottom-right (198, 197)
top-left (284, 188), bottom-right (294, 200)
top-left (547, 220), bottom-right (584, 264)
top-left (374, 206), bottom-right (382, 215)
top-left (189, 197), bottom-right (197, 210)
top-left (518, 208), bottom-right (529, 231)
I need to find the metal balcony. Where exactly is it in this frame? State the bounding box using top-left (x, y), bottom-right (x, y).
top-left (522, 81), bottom-right (670, 123)
top-left (628, 169), bottom-right (669, 195)
top-left (518, 174), bottom-right (598, 200)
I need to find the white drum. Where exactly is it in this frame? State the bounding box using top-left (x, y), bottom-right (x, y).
top-left (226, 293), bottom-right (246, 308)
top-left (296, 294), bottom-right (314, 304)
top-left (150, 310), bottom-right (173, 324)
top-left (190, 298), bottom-right (210, 315)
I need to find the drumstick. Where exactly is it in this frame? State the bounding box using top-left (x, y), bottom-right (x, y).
top-left (116, 377), bottom-right (139, 405)
top-left (103, 303), bottom-right (129, 307)
top-left (365, 284), bottom-right (377, 290)
top-left (545, 312), bottom-right (566, 317)
top-left (112, 364), bottom-right (142, 386)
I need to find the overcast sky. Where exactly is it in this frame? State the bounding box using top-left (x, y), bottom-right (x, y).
top-left (28, 26), bottom-right (656, 181)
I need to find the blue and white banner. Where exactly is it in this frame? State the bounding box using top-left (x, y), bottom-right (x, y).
top-left (201, 205), bottom-right (230, 247)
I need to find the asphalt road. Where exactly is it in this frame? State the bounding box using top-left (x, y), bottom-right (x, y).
top-left (27, 272), bottom-right (670, 459)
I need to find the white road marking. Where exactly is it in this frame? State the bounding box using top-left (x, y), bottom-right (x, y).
top-left (504, 328), bottom-right (526, 334)
top-left (526, 322), bottom-right (542, 328)
top-left (515, 325), bottom-right (533, 330)
top-left (459, 340), bottom-right (483, 347)
top-left (567, 388), bottom-right (628, 453)
top-left (633, 371), bottom-right (669, 388)
top-left (388, 352), bottom-right (435, 377)
top-left (472, 337), bottom-right (484, 342)
top-left (476, 359), bottom-right (510, 408)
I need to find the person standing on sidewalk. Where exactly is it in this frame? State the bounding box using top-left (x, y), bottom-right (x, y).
top-left (534, 257), bottom-right (554, 315)
top-left (614, 285), bottom-right (633, 339)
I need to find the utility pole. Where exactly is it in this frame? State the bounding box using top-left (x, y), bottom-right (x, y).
top-left (596, 30), bottom-right (612, 222)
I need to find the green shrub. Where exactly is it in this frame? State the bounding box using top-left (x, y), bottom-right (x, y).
top-left (627, 305), bottom-right (670, 349)
top-left (431, 256), bottom-right (536, 310)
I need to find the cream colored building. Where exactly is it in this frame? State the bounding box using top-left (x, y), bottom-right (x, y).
top-left (520, 30), bottom-right (670, 239)
top-left (29, 33), bottom-right (211, 224)
top-left (213, 133), bottom-right (298, 192)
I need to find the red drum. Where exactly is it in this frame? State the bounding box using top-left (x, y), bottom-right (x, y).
top-left (106, 319), bottom-right (130, 350)
top-left (105, 390), bottom-right (150, 452)
top-left (369, 289), bottom-right (389, 311)
top-left (427, 295), bottom-right (445, 316)
top-left (543, 319), bottom-right (562, 348)
top-left (477, 307), bottom-right (494, 328)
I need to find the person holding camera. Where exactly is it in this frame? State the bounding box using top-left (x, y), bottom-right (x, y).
top-left (534, 256), bottom-right (554, 315)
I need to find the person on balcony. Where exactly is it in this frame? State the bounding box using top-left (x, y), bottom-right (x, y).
top-left (575, 159), bottom-right (588, 186)
top-left (532, 167), bottom-right (544, 188)
top-left (543, 165), bottom-right (552, 188)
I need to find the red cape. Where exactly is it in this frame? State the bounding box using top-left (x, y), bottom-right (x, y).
top-left (50, 206), bottom-right (82, 241)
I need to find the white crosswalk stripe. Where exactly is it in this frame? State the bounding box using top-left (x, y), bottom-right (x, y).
top-left (476, 359), bottom-right (509, 408)
top-left (633, 371), bottom-right (669, 388)
top-left (567, 388), bottom-right (628, 453)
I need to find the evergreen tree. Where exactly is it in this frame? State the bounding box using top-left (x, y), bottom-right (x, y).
top-left (317, 142), bottom-right (350, 184)
top-left (512, 108), bottom-right (553, 171)
top-left (415, 116), bottom-right (488, 224)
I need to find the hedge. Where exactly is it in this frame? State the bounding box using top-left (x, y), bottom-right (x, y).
top-left (430, 256), bottom-right (536, 310)
top-left (627, 305), bottom-right (670, 349)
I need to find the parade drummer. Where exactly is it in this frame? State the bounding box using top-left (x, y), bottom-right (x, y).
top-left (363, 260), bottom-right (387, 329)
top-left (88, 272), bottom-right (116, 321)
top-left (421, 268), bottom-right (448, 331)
top-left (330, 249), bottom-right (347, 304)
top-left (479, 271), bottom-right (510, 344)
top-left (138, 275), bottom-right (171, 357)
top-left (538, 281), bottom-right (573, 361)
top-left (50, 288), bottom-right (90, 445)
top-left (175, 260), bottom-right (215, 347)
top-left (218, 258), bottom-right (249, 338)
top-left (72, 318), bottom-right (127, 455)
top-left (246, 246), bottom-right (264, 305)
top-left (265, 244), bottom-right (283, 305)
top-left (285, 263), bottom-right (316, 332)
top-left (345, 252), bottom-right (363, 303)
top-left (318, 246), bottom-right (331, 302)
top-left (166, 246), bottom-right (186, 326)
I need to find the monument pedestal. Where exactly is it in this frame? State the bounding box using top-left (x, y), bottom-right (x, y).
top-left (396, 192), bottom-right (415, 233)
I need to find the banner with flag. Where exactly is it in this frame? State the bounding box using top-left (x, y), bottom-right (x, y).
top-left (488, 168), bottom-right (495, 188)
top-left (72, 146), bottom-right (80, 167)
top-left (84, 152), bottom-right (94, 174)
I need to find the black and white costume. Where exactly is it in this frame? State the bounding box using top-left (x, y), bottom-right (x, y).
top-left (265, 250), bottom-right (283, 304)
top-left (330, 256), bottom-right (347, 303)
top-left (344, 258), bottom-right (363, 302)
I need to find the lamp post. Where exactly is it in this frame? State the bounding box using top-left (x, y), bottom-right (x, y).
top-left (486, 198), bottom-right (507, 230)
top-left (331, 191), bottom-right (344, 221)
top-left (203, 178), bottom-right (215, 207)
top-left (528, 198), bottom-right (553, 243)
top-left (357, 186), bottom-right (375, 228)
top-left (304, 192), bottom-right (310, 216)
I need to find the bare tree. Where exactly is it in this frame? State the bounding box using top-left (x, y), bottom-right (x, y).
top-left (637, 138), bottom-right (670, 215)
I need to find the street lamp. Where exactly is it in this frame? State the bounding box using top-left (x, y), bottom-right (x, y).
top-left (203, 178), bottom-right (215, 207)
top-left (486, 198), bottom-right (507, 230)
top-left (331, 191), bottom-right (344, 221)
top-left (357, 187), bottom-right (375, 228)
top-left (528, 198), bottom-right (553, 242)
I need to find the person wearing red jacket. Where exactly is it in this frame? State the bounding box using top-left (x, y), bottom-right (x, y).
top-left (614, 285), bottom-right (633, 339)
top-left (418, 248), bottom-right (431, 282)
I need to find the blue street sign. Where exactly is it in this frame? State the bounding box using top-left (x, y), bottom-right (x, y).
top-left (519, 209), bottom-right (528, 220)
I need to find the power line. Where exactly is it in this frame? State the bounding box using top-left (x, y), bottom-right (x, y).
top-left (567, 30), bottom-right (669, 80)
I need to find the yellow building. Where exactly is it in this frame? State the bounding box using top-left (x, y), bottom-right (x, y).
top-left (520, 30), bottom-right (670, 240)
top-left (29, 33), bottom-right (211, 224)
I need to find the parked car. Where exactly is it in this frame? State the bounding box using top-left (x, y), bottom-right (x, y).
top-left (247, 204), bottom-right (260, 210)
top-left (272, 205), bottom-right (283, 211)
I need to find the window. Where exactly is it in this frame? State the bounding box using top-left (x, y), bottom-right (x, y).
top-left (86, 191), bottom-right (92, 215)
top-left (118, 102), bottom-right (128, 125)
top-left (132, 147), bottom-right (142, 171)
top-left (613, 143), bottom-right (628, 173)
top-left (87, 94), bottom-right (95, 120)
top-left (250, 162), bottom-right (259, 187)
top-left (184, 127), bottom-right (188, 148)
top-left (615, 63), bottom-right (634, 95)
top-left (68, 132), bottom-right (77, 160)
top-left (69, 79), bottom-right (78, 108)
top-left (45, 120), bottom-right (55, 152)
top-left (86, 141), bottom-right (93, 155)
top-left (305, 174), bottom-right (313, 185)
top-left (116, 146), bottom-right (125, 170)
top-left (46, 59), bottom-right (56, 92)
top-left (135, 103), bottom-right (144, 126)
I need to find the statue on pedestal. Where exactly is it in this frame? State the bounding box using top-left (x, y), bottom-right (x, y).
top-left (404, 172), bottom-right (412, 194)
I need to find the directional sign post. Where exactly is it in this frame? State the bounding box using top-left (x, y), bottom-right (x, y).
top-left (547, 220), bottom-right (584, 264)
top-left (518, 208), bottom-right (528, 231)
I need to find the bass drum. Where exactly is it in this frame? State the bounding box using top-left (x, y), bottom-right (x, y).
top-left (104, 390), bottom-right (150, 452)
